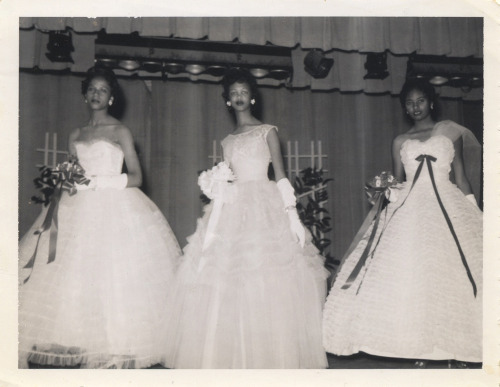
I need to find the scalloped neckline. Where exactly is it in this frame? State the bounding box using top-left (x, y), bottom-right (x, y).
top-left (74, 138), bottom-right (122, 150)
top-left (229, 124), bottom-right (268, 136)
top-left (402, 134), bottom-right (451, 148)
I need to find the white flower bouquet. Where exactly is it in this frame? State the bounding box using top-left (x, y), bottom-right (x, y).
top-left (198, 161), bottom-right (237, 202)
top-left (198, 162), bottom-right (237, 255)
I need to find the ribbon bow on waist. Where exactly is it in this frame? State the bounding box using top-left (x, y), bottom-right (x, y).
top-left (341, 154), bottom-right (477, 298)
top-left (416, 154), bottom-right (436, 162)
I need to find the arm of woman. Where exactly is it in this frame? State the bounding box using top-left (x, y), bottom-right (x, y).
top-left (392, 135), bottom-right (406, 182)
top-left (266, 127), bottom-right (305, 246)
top-left (116, 126), bottom-right (143, 188)
top-left (266, 127), bottom-right (286, 181)
top-left (452, 136), bottom-right (473, 196)
top-left (67, 128), bottom-right (80, 159)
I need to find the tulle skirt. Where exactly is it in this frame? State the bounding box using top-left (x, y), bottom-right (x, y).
top-left (161, 179), bottom-right (329, 368)
top-left (18, 187), bottom-right (181, 369)
top-left (322, 175), bottom-right (482, 362)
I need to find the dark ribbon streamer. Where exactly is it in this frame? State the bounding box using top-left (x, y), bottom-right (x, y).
top-left (347, 155), bottom-right (429, 292)
top-left (23, 171), bottom-right (89, 284)
top-left (341, 193), bottom-right (385, 290)
top-left (341, 166), bottom-right (427, 292)
top-left (342, 154), bottom-right (477, 298)
top-left (418, 154), bottom-right (477, 297)
top-left (23, 182), bottom-right (63, 284)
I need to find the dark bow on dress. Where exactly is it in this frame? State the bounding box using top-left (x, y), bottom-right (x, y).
top-left (341, 154), bottom-right (477, 298)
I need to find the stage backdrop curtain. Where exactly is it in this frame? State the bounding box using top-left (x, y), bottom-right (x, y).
top-left (19, 17), bottom-right (483, 55)
top-left (19, 72), bottom-right (482, 260)
top-left (19, 17), bottom-right (483, 100)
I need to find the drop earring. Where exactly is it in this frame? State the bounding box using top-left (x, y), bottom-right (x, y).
top-left (250, 99), bottom-right (256, 105)
top-left (109, 99), bottom-right (113, 106)
top-left (226, 101), bottom-right (232, 107)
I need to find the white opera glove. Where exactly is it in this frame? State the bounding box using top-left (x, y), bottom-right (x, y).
top-left (465, 194), bottom-right (478, 207)
top-left (74, 182), bottom-right (91, 191)
top-left (286, 208), bottom-right (306, 247)
top-left (90, 174), bottom-right (128, 190)
top-left (385, 183), bottom-right (404, 203)
top-left (277, 178), bottom-right (305, 247)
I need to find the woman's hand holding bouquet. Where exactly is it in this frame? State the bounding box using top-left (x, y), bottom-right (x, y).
top-left (198, 161), bottom-right (238, 204)
top-left (365, 171), bottom-right (401, 205)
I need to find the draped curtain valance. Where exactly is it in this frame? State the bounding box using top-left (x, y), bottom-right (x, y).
top-left (19, 17), bottom-right (483, 99)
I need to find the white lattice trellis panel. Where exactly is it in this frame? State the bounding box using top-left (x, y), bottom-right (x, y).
top-left (35, 132), bottom-right (68, 168)
top-left (285, 140), bottom-right (327, 180)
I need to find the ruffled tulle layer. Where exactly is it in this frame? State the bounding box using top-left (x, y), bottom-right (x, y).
top-left (18, 187), bottom-right (181, 369)
top-left (322, 173), bottom-right (483, 362)
top-left (162, 179), bottom-right (329, 368)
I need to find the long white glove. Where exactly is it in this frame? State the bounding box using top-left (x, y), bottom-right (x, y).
top-left (75, 182), bottom-right (91, 191)
top-left (465, 194), bottom-right (478, 207)
top-left (88, 174), bottom-right (128, 190)
top-left (385, 183), bottom-right (404, 203)
top-left (277, 178), bottom-right (305, 247)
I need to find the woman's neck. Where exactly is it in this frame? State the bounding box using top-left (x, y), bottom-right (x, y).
top-left (234, 111), bottom-right (260, 130)
top-left (88, 110), bottom-right (111, 127)
top-left (412, 117), bottom-right (436, 133)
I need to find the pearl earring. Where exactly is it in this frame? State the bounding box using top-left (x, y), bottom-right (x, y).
top-left (226, 101), bottom-right (231, 107)
top-left (109, 99), bottom-right (113, 106)
top-left (251, 99), bottom-right (256, 105)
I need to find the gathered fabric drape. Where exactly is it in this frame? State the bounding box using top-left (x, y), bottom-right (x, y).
top-left (19, 72), bottom-right (482, 260)
top-left (19, 17), bottom-right (482, 55)
top-left (19, 17), bottom-right (483, 100)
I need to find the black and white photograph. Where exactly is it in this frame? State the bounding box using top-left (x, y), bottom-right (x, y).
top-left (1, 1), bottom-right (499, 386)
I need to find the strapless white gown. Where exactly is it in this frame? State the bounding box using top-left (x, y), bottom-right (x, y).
top-left (322, 123), bottom-right (482, 362)
top-left (18, 139), bottom-right (181, 369)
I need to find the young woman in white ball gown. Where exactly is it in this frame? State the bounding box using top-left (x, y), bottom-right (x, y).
top-left (161, 68), bottom-right (329, 369)
top-left (18, 68), bottom-right (181, 369)
top-left (322, 79), bottom-right (482, 365)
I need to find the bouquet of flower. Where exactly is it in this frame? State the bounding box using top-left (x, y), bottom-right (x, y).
top-left (23, 158), bottom-right (90, 283)
top-left (197, 162), bottom-right (237, 256)
top-left (198, 161), bottom-right (237, 202)
top-left (367, 171), bottom-right (398, 190)
top-left (365, 171), bottom-right (400, 204)
top-left (31, 158), bottom-right (90, 206)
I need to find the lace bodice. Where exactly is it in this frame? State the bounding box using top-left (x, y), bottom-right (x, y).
top-left (221, 125), bottom-right (275, 182)
top-left (401, 135), bottom-right (455, 182)
top-left (74, 139), bottom-right (124, 176)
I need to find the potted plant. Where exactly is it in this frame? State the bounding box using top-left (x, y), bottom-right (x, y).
top-left (293, 167), bottom-right (338, 286)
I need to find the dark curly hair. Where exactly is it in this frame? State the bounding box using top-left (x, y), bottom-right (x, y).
top-left (399, 78), bottom-right (440, 122)
top-left (81, 67), bottom-right (125, 118)
top-left (221, 68), bottom-right (260, 112)
top-left (81, 67), bottom-right (119, 97)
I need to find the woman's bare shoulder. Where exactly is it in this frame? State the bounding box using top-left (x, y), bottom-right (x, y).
top-left (393, 132), bottom-right (410, 147)
top-left (68, 127), bottom-right (81, 142)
